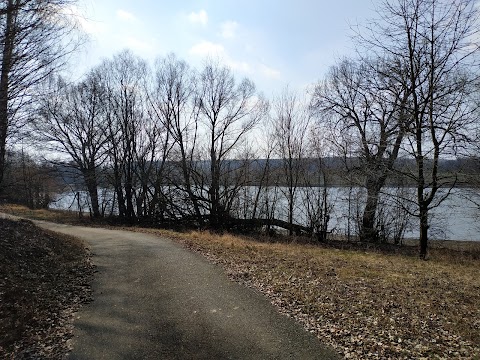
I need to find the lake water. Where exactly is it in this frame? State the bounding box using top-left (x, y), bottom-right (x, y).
top-left (50, 187), bottom-right (480, 242)
top-left (325, 187), bottom-right (480, 242)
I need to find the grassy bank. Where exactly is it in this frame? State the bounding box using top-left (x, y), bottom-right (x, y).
top-left (0, 204), bottom-right (95, 224)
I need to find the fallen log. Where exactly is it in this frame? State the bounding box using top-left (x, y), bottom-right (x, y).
top-left (224, 217), bottom-right (312, 235)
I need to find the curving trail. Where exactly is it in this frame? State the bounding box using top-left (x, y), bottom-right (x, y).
top-left (34, 220), bottom-right (339, 360)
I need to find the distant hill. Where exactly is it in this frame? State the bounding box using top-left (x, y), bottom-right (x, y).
top-left (50, 156), bottom-right (480, 188)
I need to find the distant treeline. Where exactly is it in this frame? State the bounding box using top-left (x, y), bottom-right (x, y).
top-left (51, 156), bottom-right (480, 189)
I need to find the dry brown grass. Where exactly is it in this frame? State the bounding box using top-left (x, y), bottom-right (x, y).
top-left (0, 204), bottom-right (86, 224)
top-left (142, 229), bottom-right (480, 359)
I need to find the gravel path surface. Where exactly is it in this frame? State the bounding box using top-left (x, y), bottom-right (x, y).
top-left (34, 221), bottom-right (339, 360)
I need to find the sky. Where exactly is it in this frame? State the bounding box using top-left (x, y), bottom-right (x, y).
top-left (70, 0), bottom-right (381, 96)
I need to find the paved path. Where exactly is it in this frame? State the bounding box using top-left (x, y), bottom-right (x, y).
top-left (34, 220), bottom-right (339, 359)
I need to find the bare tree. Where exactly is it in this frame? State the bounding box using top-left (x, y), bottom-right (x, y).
top-left (362, 0), bottom-right (480, 258)
top-left (150, 53), bottom-right (202, 224)
top-left (36, 71), bottom-right (108, 217)
top-left (229, 127), bottom-right (282, 234)
top-left (271, 87), bottom-right (310, 235)
top-left (2, 149), bottom-right (58, 208)
top-left (194, 60), bottom-right (267, 230)
top-left (302, 126), bottom-right (335, 241)
top-left (0, 0), bottom-right (82, 191)
top-left (311, 58), bottom-right (409, 242)
top-left (249, 135), bottom-right (278, 225)
top-left (101, 50), bottom-right (150, 222)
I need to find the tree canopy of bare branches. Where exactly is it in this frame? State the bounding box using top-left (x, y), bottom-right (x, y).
top-left (312, 0), bottom-right (480, 257)
top-left (311, 57), bottom-right (409, 242)
top-left (0, 0), bottom-right (82, 191)
top-left (271, 87), bottom-right (310, 235)
top-left (36, 71), bottom-right (108, 217)
top-left (364, 0), bottom-right (480, 258)
top-left (194, 60), bottom-right (268, 229)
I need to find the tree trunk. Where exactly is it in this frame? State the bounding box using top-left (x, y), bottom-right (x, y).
top-left (361, 195), bottom-right (378, 242)
top-left (209, 175), bottom-right (221, 230)
top-left (84, 168), bottom-right (100, 218)
top-left (360, 176), bottom-right (385, 242)
top-left (115, 184), bottom-right (126, 218)
top-left (419, 205), bottom-right (429, 260)
top-left (0, 0), bottom-right (15, 190)
top-left (125, 183), bottom-right (135, 221)
top-left (180, 152), bottom-right (203, 226)
top-left (87, 183), bottom-right (100, 218)
top-left (112, 163), bottom-right (126, 218)
top-left (288, 190), bottom-right (294, 236)
top-left (209, 134), bottom-right (222, 231)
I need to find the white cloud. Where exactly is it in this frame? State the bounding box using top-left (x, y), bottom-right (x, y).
top-left (189, 41), bottom-right (225, 57)
top-left (260, 64), bottom-right (281, 79)
top-left (229, 60), bottom-right (251, 73)
top-left (188, 10), bottom-right (208, 26)
top-left (117, 9), bottom-right (137, 22)
top-left (189, 41), bottom-right (251, 74)
top-left (124, 36), bottom-right (153, 52)
top-left (80, 19), bottom-right (106, 35)
top-left (220, 21), bottom-right (238, 39)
